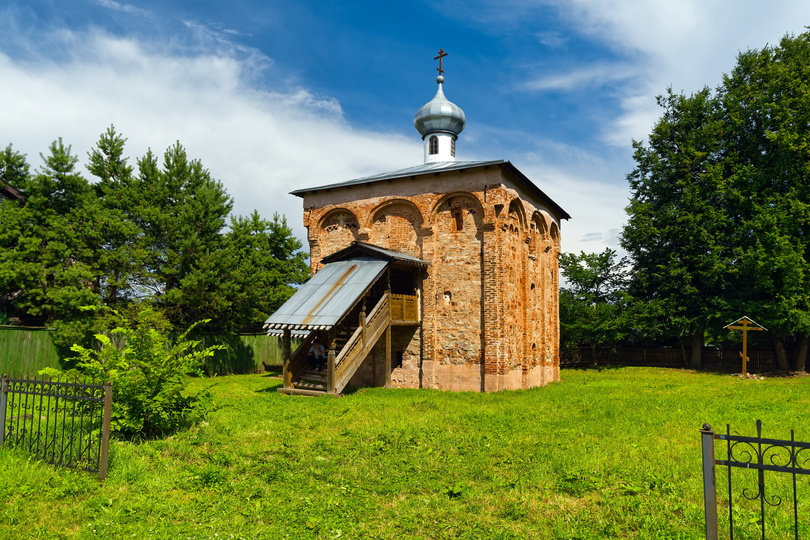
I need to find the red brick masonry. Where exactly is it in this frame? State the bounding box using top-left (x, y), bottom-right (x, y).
top-left (298, 163), bottom-right (563, 391)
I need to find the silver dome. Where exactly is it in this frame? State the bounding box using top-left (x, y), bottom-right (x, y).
top-left (413, 80), bottom-right (466, 138)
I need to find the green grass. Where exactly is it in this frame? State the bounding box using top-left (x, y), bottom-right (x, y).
top-left (2, 367), bottom-right (810, 539)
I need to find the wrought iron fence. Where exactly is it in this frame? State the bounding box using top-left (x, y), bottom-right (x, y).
top-left (0, 374), bottom-right (112, 480)
top-left (701, 421), bottom-right (810, 539)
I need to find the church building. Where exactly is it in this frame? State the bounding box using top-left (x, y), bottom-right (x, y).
top-left (265, 52), bottom-right (569, 395)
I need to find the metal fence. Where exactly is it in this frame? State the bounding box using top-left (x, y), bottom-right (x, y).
top-left (701, 421), bottom-right (810, 539)
top-left (0, 374), bottom-right (112, 480)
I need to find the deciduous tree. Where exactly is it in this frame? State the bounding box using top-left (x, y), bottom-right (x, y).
top-left (623, 32), bottom-right (810, 369)
top-left (559, 249), bottom-right (630, 351)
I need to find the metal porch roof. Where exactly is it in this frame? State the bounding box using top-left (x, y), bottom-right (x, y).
top-left (264, 257), bottom-right (388, 332)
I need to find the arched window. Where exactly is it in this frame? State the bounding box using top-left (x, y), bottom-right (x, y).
top-left (451, 138), bottom-right (456, 157)
top-left (429, 135), bottom-right (439, 155)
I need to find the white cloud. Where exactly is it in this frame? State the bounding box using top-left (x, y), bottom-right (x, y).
top-left (95, 0), bottom-right (145, 15)
top-left (0, 29), bottom-right (419, 244)
top-left (520, 62), bottom-right (637, 92)
top-left (512, 152), bottom-right (630, 255)
top-left (464, 0), bottom-right (810, 148)
top-left (535, 31), bottom-right (568, 49)
top-left (547, 0), bottom-right (810, 144)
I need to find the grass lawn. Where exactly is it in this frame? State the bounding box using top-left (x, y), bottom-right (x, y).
top-left (2, 366), bottom-right (810, 539)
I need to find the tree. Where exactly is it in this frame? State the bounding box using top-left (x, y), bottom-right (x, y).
top-left (622, 88), bottom-right (734, 366)
top-left (559, 249), bottom-right (631, 352)
top-left (218, 211), bottom-right (309, 332)
top-left (720, 34), bottom-right (810, 370)
top-left (0, 144), bottom-right (29, 193)
top-left (1, 129), bottom-right (308, 342)
top-left (0, 145), bottom-right (31, 320)
top-left (0, 140), bottom-right (104, 346)
top-left (87, 126), bottom-right (145, 308)
top-left (131, 142), bottom-right (235, 327)
top-left (622, 31), bottom-right (810, 369)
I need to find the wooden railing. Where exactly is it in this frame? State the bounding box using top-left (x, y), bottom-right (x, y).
top-left (390, 294), bottom-right (418, 322)
top-left (332, 293), bottom-right (391, 393)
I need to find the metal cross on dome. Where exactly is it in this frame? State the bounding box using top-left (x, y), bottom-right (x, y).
top-left (434, 49), bottom-right (448, 75)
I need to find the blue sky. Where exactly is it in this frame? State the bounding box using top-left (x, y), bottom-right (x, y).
top-left (2, 0), bottom-right (810, 254)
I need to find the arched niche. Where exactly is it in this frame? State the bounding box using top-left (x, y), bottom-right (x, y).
top-left (549, 221), bottom-right (561, 246)
top-left (368, 200), bottom-right (424, 258)
top-left (317, 209), bottom-right (360, 258)
top-left (531, 212), bottom-right (549, 237)
top-left (505, 198), bottom-right (528, 235)
top-left (430, 192), bottom-right (484, 234)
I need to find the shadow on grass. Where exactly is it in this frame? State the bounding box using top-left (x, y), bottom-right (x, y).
top-left (255, 370), bottom-right (284, 393)
top-left (261, 366), bottom-right (283, 378)
top-left (563, 362), bottom-right (808, 379)
top-left (562, 363), bottom-right (663, 372)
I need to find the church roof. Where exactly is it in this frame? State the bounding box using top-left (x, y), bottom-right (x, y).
top-left (0, 182), bottom-right (22, 201)
top-left (290, 159), bottom-right (571, 220)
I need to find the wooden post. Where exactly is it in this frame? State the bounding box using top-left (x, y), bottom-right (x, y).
top-left (359, 297), bottom-right (367, 347)
top-left (741, 332), bottom-right (749, 376)
top-left (99, 381), bottom-right (112, 481)
top-left (327, 330), bottom-right (336, 394)
top-left (0, 374), bottom-right (8, 447)
top-left (385, 269), bottom-right (392, 388)
top-left (385, 326), bottom-right (392, 388)
top-left (282, 329), bottom-right (292, 389)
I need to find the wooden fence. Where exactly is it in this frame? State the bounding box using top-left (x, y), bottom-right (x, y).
top-left (0, 326), bottom-right (61, 375)
top-left (0, 326), bottom-right (287, 376)
top-left (561, 346), bottom-right (781, 372)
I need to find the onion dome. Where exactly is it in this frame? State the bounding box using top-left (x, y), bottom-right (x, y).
top-left (413, 75), bottom-right (466, 138)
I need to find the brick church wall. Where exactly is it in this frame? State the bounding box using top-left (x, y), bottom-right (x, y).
top-left (299, 165), bottom-right (562, 391)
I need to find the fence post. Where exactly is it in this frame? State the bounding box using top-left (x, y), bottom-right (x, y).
top-left (701, 423), bottom-right (719, 540)
top-left (98, 381), bottom-right (112, 481)
top-left (0, 374), bottom-right (7, 447)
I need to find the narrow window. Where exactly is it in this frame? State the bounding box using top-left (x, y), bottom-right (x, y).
top-left (451, 137), bottom-right (456, 157)
top-left (429, 135), bottom-right (439, 155)
top-left (452, 209), bottom-right (464, 231)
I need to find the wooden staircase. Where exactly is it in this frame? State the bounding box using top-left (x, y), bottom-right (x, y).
top-left (278, 292), bottom-right (416, 396)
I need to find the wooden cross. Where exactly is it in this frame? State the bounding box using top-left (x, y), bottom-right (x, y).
top-left (724, 316), bottom-right (766, 376)
top-left (434, 49), bottom-right (448, 75)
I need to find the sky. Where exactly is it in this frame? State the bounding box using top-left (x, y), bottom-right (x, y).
top-left (1, 0), bottom-right (809, 255)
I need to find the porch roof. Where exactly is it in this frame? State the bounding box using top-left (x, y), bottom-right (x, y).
top-left (263, 257), bottom-right (388, 333)
top-left (265, 243), bottom-right (428, 334)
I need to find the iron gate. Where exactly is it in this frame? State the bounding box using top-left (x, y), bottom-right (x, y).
top-left (701, 421), bottom-right (810, 539)
top-left (0, 374), bottom-right (112, 480)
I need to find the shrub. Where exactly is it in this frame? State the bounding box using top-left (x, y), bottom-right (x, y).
top-left (64, 308), bottom-right (224, 439)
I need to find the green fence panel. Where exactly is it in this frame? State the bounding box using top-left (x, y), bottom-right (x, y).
top-left (197, 333), bottom-right (301, 375)
top-left (0, 326), bottom-right (61, 376)
top-left (0, 327), bottom-right (295, 377)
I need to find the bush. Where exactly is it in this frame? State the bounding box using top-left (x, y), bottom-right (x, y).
top-left (64, 308), bottom-right (224, 439)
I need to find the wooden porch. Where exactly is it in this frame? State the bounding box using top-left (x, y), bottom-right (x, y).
top-left (278, 292), bottom-right (419, 396)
